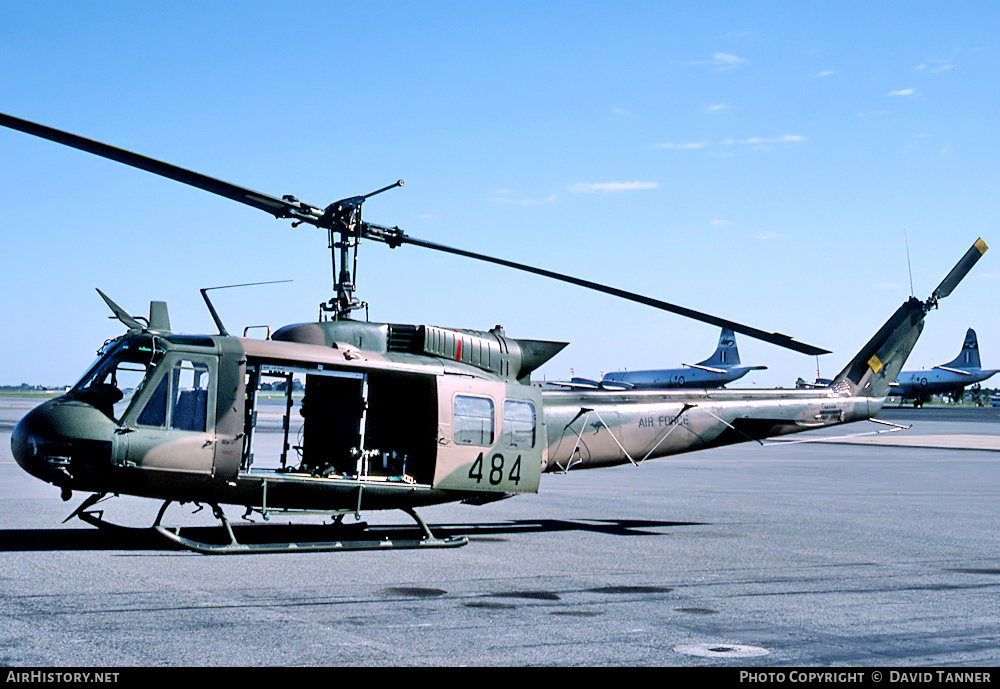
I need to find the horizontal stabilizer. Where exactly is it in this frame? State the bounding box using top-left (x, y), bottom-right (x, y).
top-left (934, 365), bottom-right (973, 376)
top-left (683, 362), bottom-right (728, 374)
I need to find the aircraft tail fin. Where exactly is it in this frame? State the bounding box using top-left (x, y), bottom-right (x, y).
top-left (699, 328), bottom-right (740, 367)
top-left (830, 297), bottom-right (926, 398)
top-left (943, 328), bottom-right (981, 370)
top-left (831, 238), bottom-right (987, 398)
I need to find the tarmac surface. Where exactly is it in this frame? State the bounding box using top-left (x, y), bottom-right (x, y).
top-left (1, 396), bottom-right (999, 667)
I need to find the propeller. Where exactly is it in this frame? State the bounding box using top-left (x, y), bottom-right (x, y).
top-left (0, 111), bottom-right (830, 356)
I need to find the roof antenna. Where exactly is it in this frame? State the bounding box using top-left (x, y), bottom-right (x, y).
top-left (904, 227), bottom-right (915, 298)
top-left (201, 280), bottom-right (292, 336)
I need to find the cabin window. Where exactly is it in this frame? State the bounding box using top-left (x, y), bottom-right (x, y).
top-left (454, 395), bottom-right (494, 446)
top-left (502, 399), bottom-right (535, 449)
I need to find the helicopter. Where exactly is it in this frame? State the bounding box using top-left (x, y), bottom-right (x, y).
top-left (1, 112), bottom-right (988, 553)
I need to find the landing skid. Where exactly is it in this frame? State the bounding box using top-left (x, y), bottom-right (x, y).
top-left (74, 498), bottom-right (468, 553)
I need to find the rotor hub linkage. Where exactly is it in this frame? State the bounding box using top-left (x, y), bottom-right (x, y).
top-left (315, 181), bottom-right (405, 320)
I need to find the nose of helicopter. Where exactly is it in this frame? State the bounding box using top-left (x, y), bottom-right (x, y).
top-left (11, 402), bottom-right (53, 480)
top-left (11, 398), bottom-right (115, 491)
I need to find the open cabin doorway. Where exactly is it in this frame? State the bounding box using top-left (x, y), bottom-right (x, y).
top-left (241, 362), bottom-right (438, 485)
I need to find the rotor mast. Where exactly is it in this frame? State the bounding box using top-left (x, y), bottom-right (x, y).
top-left (294, 180), bottom-right (404, 320)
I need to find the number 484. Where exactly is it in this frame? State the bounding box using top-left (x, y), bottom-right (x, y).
top-left (468, 452), bottom-right (521, 486)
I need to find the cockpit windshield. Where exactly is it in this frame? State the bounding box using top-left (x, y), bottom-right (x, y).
top-left (71, 335), bottom-right (159, 422)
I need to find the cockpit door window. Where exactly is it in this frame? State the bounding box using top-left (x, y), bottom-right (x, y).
top-left (135, 359), bottom-right (211, 432)
top-left (170, 360), bottom-right (210, 432)
top-left (136, 376), bottom-right (168, 427)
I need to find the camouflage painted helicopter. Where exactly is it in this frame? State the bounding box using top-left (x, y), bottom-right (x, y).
top-left (1, 112), bottom-right (988, 553)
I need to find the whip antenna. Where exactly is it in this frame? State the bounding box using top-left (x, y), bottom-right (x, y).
top-left (904, 227), bottom-right (915, 298)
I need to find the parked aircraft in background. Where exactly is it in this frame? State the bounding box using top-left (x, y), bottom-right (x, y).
top-left (597, 328), bottom-right (767, 389)
top-left (890, 328), bottom-right (998, 406)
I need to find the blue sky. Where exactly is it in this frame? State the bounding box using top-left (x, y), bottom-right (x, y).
top-left (1, 1), bottom-right (998, 387)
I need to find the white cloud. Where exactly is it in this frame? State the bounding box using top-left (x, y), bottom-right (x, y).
top-left (916, 60), bottom-right (953, 74)
top-left (654, 140), bottom-right (709, 150)
top-left (706, 103), bottom-right (731, 113)
top-left (756, 230), bottom-right (786, 241)
top-left (612, 107), bottom-right (633, 117)
top-left (741, 135), bottom-right (807, 145)
top-left (888, 88), bottom-right (915, 96)
top-left (569, 181), bottom-right (659, 193)
top-left (656, 135), bottom-right (806, 150)
top-left (711, 219), bottom-right (731, 228)
top-left (711, 52), bottom-right (748, 70)
top-left (691, 53), bottom-right (748, 70)
top-left (809, 70), bottom-right (835, 78)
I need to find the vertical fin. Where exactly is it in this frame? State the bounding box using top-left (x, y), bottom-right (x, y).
top-left (944, 328), bottom-right (981, 370)
top-left (831, 297), bottom-right (926, 397)
top-left (698, 328), bottom-right (740, 367)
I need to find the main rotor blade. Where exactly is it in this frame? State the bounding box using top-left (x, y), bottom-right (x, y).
top-left (931, 238), bottom-right (988, 302)
top-left (0, 112), bottom-right (830, 355)
top-left (394, 234), bottom-right (831, 356)
top-left (0, 112), bottom-right (318, 223)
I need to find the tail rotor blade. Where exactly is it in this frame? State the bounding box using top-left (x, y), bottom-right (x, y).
top-left (931, 238), bottom-right (988, 302)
